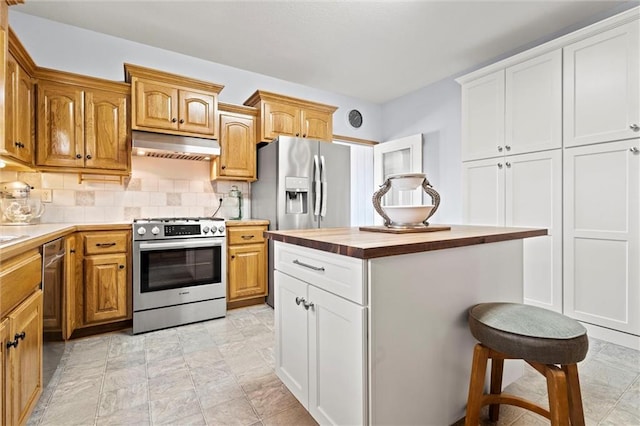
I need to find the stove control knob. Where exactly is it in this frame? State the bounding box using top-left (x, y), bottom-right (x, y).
top-left (136, 227), bottom-right (147, 236)
top-left (151, 226), bottom-right (160, 235)
top-left (218, 225), bottom-right (225, 233)
top-left (210, 225), bottom-right (218, 234)
top-left (202, 226), bottom-right (210, 234)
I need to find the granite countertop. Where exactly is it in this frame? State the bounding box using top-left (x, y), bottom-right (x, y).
top-left (265, 225), bottom-right (547, 259)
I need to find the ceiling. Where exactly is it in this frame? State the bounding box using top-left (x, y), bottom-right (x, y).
top-left (12, 1), bottom-right (636, 104)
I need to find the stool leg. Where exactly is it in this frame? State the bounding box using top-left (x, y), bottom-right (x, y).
top-left (562, 364), bottom-right (585, 426)
top-left (545, 366), bottom-right (570, 426)
top-left (489, 357), bottom-right (504, 421)
top-left (465, 344), bottom-right (490, 426)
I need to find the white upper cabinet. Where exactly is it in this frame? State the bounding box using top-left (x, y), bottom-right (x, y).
top-left (461, 70), bottom-right (505, 161)
top-left (506, 50), bottom-right (562, 155)
top-left (564, 20), bottom-right (640, 147)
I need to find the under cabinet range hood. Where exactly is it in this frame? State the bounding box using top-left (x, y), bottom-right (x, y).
top-left (131, 130), bottom-right (220, 161)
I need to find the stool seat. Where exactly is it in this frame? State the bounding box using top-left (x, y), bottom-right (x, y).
top-left (468, 302), bottom-right (588, 365)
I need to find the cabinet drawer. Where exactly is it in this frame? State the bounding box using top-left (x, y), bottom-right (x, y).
top-left (83, 231), bottom-right (128, 255)
top-left (1, 250), bottom-right (42, 317)
top-left (228, 226), bottom-right (266, 245)
top-left (275, 242), bottom-right (365, 305)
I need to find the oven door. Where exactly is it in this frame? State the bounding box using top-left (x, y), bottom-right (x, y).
top-left (133, 237), bottom-right (226, 311)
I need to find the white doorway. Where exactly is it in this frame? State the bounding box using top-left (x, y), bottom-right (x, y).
top-left (373, 134), bottom-right (423, 224)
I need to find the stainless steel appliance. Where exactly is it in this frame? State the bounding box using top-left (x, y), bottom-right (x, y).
top-left (42, 238), bottom-right (66, 388)
top-left (132, 217), bottom-right (226, 334)
top-left (252, 136), bottom-right (351, 306)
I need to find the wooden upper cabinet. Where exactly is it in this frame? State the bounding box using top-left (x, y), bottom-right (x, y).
top-left (179, 89), bottom-right (215, 135)
top-left (212, 103), bottom-right (257, 181)
top-left (244, 90), bottom-right (337, 143)
top-left (85, 90), bottom-right (129, 171)
top-left (36, 82), bottom-right (84, 168)
top-left (134, 79), bottom-right (178, 131)
top-left (3, 30), bottom-right (36, 166)
top-left (125, 63), bottom-right (223, 139)
top-left (35, 69), bottom-right (131, 175)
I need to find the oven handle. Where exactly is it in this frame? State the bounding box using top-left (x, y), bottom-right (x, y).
top-left (138, 239), bottom-right (224, 251)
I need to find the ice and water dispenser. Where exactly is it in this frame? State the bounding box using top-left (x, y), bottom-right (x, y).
top-left (285, 176), bottom-right (309, 214)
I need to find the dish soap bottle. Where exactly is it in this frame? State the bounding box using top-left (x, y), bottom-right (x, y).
top-left (228, 185), bottom-right (242, 220)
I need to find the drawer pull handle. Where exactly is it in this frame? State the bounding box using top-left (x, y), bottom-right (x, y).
top-left (293, 259), bottom-right (325, 272)
top-left (241, 235), bottom-right (255, 240)
top-left (96, 242), bottom-right (116, 248)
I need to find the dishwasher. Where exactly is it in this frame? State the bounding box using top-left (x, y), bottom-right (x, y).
top-left (42, 238), bottom-right (66, 389)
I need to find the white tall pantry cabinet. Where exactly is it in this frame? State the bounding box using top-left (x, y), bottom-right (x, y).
top-left (458, 8), bottom-right (640, 347)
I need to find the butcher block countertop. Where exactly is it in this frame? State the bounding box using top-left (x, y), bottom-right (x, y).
top-left (265, 225), bottom-right (547, 259)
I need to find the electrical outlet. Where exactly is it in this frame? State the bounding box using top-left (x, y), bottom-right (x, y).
top-left (41, 189), bottom-right (53, 203)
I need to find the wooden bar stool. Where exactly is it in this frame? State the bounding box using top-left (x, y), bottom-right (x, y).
top-left (465, 303), bottom-right (588, 426)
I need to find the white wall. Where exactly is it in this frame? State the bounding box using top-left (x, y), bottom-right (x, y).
top-left (9, 12), bottom-right (383, 142)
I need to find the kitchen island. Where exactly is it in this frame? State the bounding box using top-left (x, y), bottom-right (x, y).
top-left (265, 225), bottom-right (546, 426)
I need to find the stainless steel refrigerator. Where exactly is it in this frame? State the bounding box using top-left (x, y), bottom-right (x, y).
top-left (252, 136), bottom-right (351, 306)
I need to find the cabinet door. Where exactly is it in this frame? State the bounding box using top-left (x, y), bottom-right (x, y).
top-left (462, 158), bottom-right (505, 226)
top-left (133, 78), bottom-right (178, 131)
top-left (64, 235), bottom-right (78, 340)
top-left (506, 150), bottom-right (562, 312)
top-left (7, 290), bottom-right (42, 426)
top-left (308, 285), bottom-right (365, 426)
top-left (84, 253), bottom-right (128, 325)
top-left (274, 271), bottom-right (308, 407)
top-left (564, 140), bottom-right (639, 334)
top-left (85, 90), bottom-right (129, 170)
top-left (228, 243), bottom-right (266, 301)
top-left (461, 70), bottom-right (505, 161)
top-left (564, 21), bottom-right (640, 147)
top-left (301, 109), bottom-right (332, 141)
top-left (505, 50), bottom-right (561, 155)
top-left (36, 82), bottom-right (84, 167)
top-left (1, 318), bottom-right (7, 426)
top-left (263, 101), bottom-right (300, 140)
top-left (178, 89), bottom-right (216, 137)
top-left (218, 112), bottom-right (256, 179)
top-left (5, 55), bottom-right (33, 164)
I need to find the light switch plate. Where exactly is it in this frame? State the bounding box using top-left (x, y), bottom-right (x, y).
top-left (41, 189), bottom-right (52, 203)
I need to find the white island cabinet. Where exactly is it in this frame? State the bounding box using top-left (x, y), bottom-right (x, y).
top-left (269, 225), bottom-right (545, 425)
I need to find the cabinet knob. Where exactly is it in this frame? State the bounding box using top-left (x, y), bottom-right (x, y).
top-left (497, 163), bottom-right (503, 169)
top-left (86, 154), bottom-right (92, 160)
top-left (15, 332), bottom-right (25, 341)
top-left (630, 147), bottom-right (640, 153)
top-left (119, 265), bottom-right (125, 269)
top-left (505, 162), bottom-right (512, 167)
top-left (295, 133), bottom-right (300, 137)
top-left (69, 249), bottom-right (76, 253)
top-left (221, 165), bottom-right (226, 169)
top-left (19, 142), bottom-right (25, 148)
top-left (302, 134), bottom-right (307, 138)
top-left (497, 146), bottom-right (503, 152)
top-left (303, 300), bottom-right (314, 310)
top-left (6, 340), bottom-right (18, 350)
top-left (295, 296), bottom-right (305, 306)
top-left (179, 119), bottom-right (184, 124)
top-left (172, 118), bottom-right (177, 123)
top-left (630, 124), bottom-right (639, 132)
top-left (230, 255), bottom-right (235, 259)
top-left (505, 145), bottom-right (511, 151)
top-left (76, 154), bottom-right (82, 159)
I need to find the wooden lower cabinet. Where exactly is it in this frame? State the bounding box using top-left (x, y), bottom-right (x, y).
top-left (83, 253), bottom-right (128, 324)
top-left (227, 224), bottom-right (268, 305)
top-left (5, 291), bottom-right (42, 426)
top-left (1, 318), bottom-right (7, 425)
top-left (78, 230), bottom-right (131, 328)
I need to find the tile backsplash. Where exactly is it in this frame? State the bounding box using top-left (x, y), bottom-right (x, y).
top-left (0, 157), bottom-right (250, 223)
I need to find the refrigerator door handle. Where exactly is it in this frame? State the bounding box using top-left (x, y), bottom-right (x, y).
top-left (313, 154), bottom-right (321, 216)
top-left (320, 155), bottom-right (327, 217)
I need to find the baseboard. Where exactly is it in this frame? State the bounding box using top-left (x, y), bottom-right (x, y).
top-left (227, 296), bottom-right (266, 310)
top-left (581, 322), bottom-right (640, 350)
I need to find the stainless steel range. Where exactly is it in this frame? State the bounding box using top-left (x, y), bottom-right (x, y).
top-left (132, 217), bottom-right (226, 334)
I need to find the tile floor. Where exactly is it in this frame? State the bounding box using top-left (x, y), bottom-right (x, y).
top-left (28, 304), bottom-right (639, 426)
